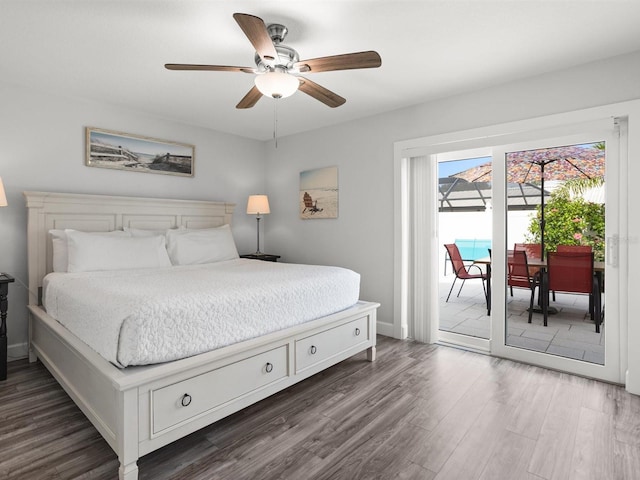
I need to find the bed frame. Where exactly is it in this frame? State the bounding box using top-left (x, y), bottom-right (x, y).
top-left (24, 191), bottom-right (378, 480)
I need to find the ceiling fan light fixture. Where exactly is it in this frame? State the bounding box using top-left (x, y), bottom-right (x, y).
top-left (254, 70), bottom-right (299, 99)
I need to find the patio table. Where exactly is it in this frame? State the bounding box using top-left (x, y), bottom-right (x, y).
top-left (473, 256), bottom-right (604, 318)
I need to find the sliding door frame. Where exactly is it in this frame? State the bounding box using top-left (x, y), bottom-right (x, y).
top-left (394, 100), bottom-right (640, 390)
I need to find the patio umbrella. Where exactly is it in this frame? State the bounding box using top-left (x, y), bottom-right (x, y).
top-left (452, 144), bottom-right (604, 258)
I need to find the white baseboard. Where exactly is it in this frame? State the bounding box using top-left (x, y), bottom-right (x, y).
top-left (626, 370), bottom-right (640, 395)
top-left (8, 342), bottom-right (29, 362)
top-left (376, 320), bottom-right (395, 338)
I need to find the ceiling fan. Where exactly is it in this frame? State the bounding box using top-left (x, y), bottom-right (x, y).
top-left (165, 13), bottom-right (382, 109)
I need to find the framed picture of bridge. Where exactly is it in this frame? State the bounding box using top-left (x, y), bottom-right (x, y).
top-left (85, 127), bottom-right (195, 177)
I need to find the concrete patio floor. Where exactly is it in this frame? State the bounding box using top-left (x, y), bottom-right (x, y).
top-left (439, 275), bottom-right (604, 365)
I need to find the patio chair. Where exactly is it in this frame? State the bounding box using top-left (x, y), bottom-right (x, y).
top-left (508, 250), bottom-right (539, 324)
top-left (514, 243), bottom-right (541, 259)
top-left (444, 243), bottom-right (487, 307)
top-left (557, 244), bottom-right (592, 253)
top-left (514, 243), bottom-right (543, 273)
top-left (514, 243), bottom-right (544, 298)
top-left (551, 245), bottom-right (597, 311)
top-left (555, 245), bottom-right (593, 303)
top-left (545, 251), bottom-right (602, 332)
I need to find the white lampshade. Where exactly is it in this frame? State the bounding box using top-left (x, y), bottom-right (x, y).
top-left (0, 177), bottom-right (7, 207)
top-left (247, 195), bottom-right (270, 215)
top-left (254, 71), bottom-right (299, 99)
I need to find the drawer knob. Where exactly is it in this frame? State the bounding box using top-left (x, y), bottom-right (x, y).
top-left (181, 393), bottom-right (192, 407)
top-left (355, 328), bottom-right (361, 336)
top-left (265, 362), bottom-right (274, 373)
top-left (310, 345), bottom-right (317, 355)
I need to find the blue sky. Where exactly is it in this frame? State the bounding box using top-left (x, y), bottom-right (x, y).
top-left (438, 157), bottom-right (490, 178)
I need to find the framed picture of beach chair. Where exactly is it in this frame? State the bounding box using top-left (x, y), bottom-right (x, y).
top-left (85, 127), bottom-right (194, 177)
top-left (299, 166), bottom-right (338, 219)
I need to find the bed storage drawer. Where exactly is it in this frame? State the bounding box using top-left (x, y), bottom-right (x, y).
top-left (295, 315), bottom-right (369, 373)
top-left (151, 345), bottom-right (287, 434)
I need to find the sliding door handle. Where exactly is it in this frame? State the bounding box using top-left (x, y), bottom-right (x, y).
top-left (606, 234), bottom-right (618, 267)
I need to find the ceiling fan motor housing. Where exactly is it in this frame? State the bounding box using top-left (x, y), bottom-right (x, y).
top-left (253, 23), bottom-right (301, 72)
top-left (254, 44), bottom-right (300, 72)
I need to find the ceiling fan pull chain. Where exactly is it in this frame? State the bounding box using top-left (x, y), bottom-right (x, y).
top-left (273, 100), bottom-right (279, 148)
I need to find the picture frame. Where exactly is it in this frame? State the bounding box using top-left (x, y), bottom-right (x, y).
top-left (299, 166), bottom-right (338, 219)
top-left (85, 127), bottom-right (195, 177)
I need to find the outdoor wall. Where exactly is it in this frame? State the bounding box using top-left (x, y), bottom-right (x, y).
top-left (0, 81), bottom-right (265, 359)
top-left (438, 210), bottom-right (533, 275)
top-left (265, 50), bottom-right (640, 338)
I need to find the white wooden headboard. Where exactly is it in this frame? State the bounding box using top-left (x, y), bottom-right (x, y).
top-left (24, 191), bottom-right (235, 305)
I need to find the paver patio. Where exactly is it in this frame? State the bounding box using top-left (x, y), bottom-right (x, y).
top-left (439, 276), bottom-right (604, 364)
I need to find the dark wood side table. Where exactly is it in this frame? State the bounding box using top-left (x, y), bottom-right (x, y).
top-left (240, 253), bottom-right (281, 262)
top-left (0, 273), bottom-right (15, 381)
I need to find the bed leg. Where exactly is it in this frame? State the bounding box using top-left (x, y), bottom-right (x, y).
top-left (119, 461), bottom-right (138, 480)
top-left (367, 346), bottom-right (376, 362)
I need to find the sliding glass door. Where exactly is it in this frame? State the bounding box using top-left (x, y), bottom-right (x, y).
top-left (491, 130), bottom-right (621, 382)
top-left (438, 153), bottom-right (492, 342)
top-left (396, 112), bottom-right (626, 384)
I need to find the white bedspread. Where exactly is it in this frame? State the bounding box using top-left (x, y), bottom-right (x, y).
top-left (43, 259), bottom-right (360, 367)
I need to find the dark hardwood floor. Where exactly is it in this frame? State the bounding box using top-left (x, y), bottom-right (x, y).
top-left (1, 336), bottom-right (640, 479)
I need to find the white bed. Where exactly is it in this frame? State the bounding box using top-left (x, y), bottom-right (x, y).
top-left (43, 259), bottom-right (361, 367)
top-left (24, 191), bottom-right (379, 480)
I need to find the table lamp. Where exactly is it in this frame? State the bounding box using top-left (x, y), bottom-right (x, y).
top-left (246, 195), bottom-right (270, 254)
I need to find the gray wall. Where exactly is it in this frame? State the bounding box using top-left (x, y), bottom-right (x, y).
top-left (0, 82), bottom-right (265, 357)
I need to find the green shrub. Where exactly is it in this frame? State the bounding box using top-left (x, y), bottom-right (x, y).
top-left (525, 187), bottom-right (605, 260)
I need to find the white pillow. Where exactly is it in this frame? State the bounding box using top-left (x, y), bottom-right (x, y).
top-left (124, 226), bottom-right (185, 248)
top-left (124, 226), bottom-right (184, 237)
top-left (65, 230), bottom-right (172, 272)
top-left (49, 229), bottom-right (130, 273)
top-left (166, 224), bottom-right (239, 265)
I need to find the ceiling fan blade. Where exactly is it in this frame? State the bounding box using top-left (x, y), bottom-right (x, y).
top-left (298, 77), bottom-right (346, 108)
top-left (233, 13), bottom-right (279, 63)
top-left (236, 86), bottom-right (263, 109)
top-left (295, 51), bottom-right (381, 73)
top-left (165, 64), bottom-right (255, 73)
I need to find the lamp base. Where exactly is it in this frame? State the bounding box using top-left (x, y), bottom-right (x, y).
top-left (254, 216), bottom-right (262, 256)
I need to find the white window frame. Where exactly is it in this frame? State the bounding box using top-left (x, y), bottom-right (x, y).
top-left (394, 100), bottom-right (640, 391)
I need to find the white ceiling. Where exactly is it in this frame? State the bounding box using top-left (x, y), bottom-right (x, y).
top-left (3, 1), bottom-right (640, 141)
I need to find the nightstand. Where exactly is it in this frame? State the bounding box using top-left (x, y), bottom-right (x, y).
top-left (240, 253), bottom-right (281, 262)
top-left (1, 273), bottom-right (15, 381)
